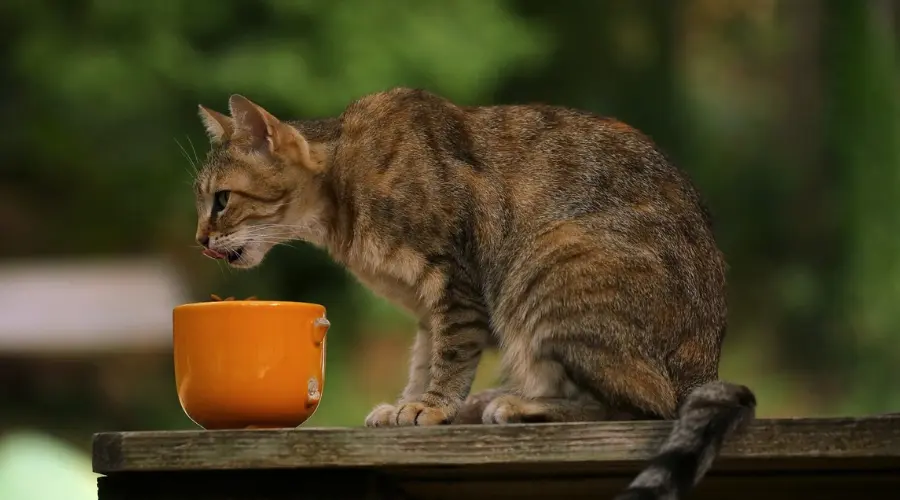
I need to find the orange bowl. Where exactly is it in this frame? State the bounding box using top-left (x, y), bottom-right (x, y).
top-left (172, 300), bottom-right (329, 430)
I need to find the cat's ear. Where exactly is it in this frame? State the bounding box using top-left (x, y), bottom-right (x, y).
top-left (197, 105), bottom-right (233, 144)
top-left (228, 94), bottom-right (273, 149)
top-left (228, 94), bottom-right (326, 172)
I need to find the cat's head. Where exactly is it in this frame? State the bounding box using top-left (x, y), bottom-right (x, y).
top-left (192, 95), bottom-right (332, 269)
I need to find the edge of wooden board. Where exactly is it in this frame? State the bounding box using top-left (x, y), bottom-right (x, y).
top-left (92, 415), bottom-right (900, 474)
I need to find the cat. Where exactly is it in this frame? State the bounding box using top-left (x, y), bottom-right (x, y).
top-left (191, 88), bottom-right (755, 498)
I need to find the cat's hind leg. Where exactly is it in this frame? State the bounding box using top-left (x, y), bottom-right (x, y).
top-left (452, 388), bottom-right (610, 424)
top-left (455, 386), bottom-right (656, 425)
top-left (450, 388), bottom-right (508, 424)
top-left (492, 227), bottom-right (695, 424)
top-left (486, 323), bottom-right (679, 424)
top-left (482, 394), bottom-right (609, 423)
top-left (462, 357), bottom-right (615, 424)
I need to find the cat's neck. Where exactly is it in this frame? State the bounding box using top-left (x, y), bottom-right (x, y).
top-left (282, 194), bottom-right (335, 249)
top-left (277, 117), bottom-right (343, 248)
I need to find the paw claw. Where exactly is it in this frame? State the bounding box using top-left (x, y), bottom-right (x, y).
top-left (365, 401), bottom-right (452, 427)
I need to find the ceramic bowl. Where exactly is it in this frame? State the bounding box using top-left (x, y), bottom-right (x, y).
top-left (172, 300), bottom-right (329, 429)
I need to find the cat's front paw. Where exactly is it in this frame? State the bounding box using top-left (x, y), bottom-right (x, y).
top-left (364, 402), bottom-right (453, 427)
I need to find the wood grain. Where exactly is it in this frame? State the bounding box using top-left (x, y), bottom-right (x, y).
top-left (92, 415), bottom-right (900, 474)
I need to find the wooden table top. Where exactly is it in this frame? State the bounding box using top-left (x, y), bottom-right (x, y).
top-left (93, 415), bottom-right (900, 474)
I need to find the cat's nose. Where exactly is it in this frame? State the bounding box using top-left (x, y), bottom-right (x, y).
top-left (198, 235), bottom-right (210, 247)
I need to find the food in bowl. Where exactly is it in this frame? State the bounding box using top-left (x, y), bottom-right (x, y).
top-left (209, 294), bottom-right (257, 301)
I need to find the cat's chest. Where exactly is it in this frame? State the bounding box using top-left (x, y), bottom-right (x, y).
top-left (340, 236), bottom-right (445, 317)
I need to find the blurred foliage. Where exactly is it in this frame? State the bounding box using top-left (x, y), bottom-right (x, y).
top-left (0, 0), bottom-right (544, 256)
top-left (1, 0), bottom-right (899, 446)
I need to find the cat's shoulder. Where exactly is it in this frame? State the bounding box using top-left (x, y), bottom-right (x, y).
top-left (337, 88), bottom-right (651, 153)
top-left (342, 87), bottom-right (455, 118)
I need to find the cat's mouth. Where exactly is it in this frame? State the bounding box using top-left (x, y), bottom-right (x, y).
top-left (201, 247), bottom-right (244, 263)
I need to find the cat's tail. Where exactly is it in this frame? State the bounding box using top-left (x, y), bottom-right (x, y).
top-left (612, 380), bottom-right (757, 500)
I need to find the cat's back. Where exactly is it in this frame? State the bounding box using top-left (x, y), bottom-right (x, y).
top-left (464, 102), bottom-right (706, 223)
top-left (339, 87), bottom-right (684, 176)
top-left (334, 87), bottom-right (714, 245)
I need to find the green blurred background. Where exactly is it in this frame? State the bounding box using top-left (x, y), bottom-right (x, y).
top-left (1, 0), bottom-right (899, 496)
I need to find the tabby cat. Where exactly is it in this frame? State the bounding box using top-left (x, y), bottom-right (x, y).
top-left (192, 88), bottom-right (756, 499)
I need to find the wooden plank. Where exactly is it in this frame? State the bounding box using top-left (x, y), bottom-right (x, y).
top-left (93, 415), bottom-right (900, 473)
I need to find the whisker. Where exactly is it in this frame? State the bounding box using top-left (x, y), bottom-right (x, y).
top-left (241, 224), bottom-right (300, 231)
top-left (214, 259), bottom-right (225, 277)
top-left (239, 229), bottom-right (305, 238)
top-left (240, 226), bottom-right (310, 236)
top-left (237, 231), bottom-right (304, 240)
top-left (174, 138), bottom-right (195, 169)
top-left (186, 135), bottom-right (201, 167)
top-left (242, 241), bottom-right (299, 247)
top-left (174, 138), bottom-right (198, 181)
top-left (246, 222), bottom-right (308, 228)
top-left (238, 233), bottom-right (300, 241)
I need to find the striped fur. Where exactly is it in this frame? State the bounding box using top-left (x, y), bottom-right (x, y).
top-left (192, 89), bottom-right (736, 448)
top-left (614, 381), bottom-right (757, 500)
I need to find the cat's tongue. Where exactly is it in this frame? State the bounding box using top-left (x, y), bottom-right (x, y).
top-left (201, 248), bottom-right (226, 260)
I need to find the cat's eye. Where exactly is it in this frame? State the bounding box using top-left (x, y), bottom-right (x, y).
top-left (212, 190), bottom-right (230, 213)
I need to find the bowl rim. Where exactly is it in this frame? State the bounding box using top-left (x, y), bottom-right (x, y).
top-left (173, 301), bottom-right (326, 313)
